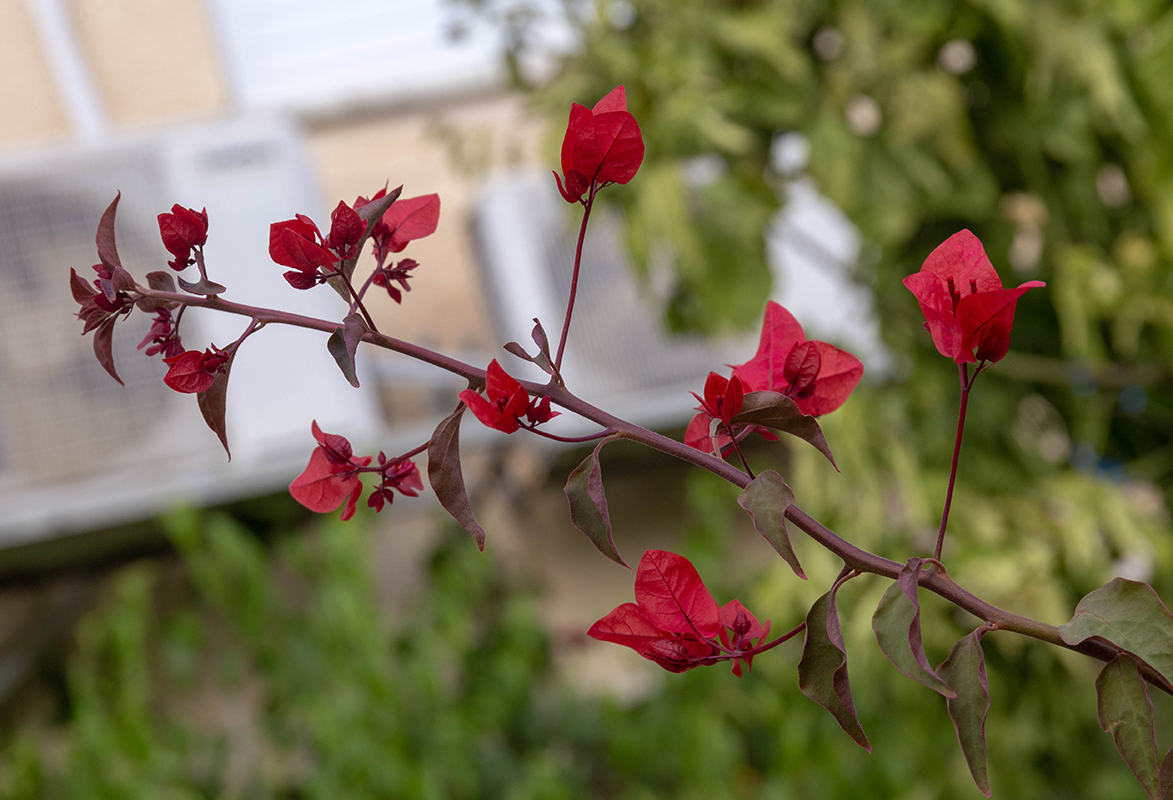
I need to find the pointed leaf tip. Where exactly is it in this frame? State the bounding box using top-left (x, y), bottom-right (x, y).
top-left (1097, 655), bottom-right (1160, 798)
top-left (565, 435), bottom-right (628, 568)
top-left (937, 629), bottom-right (991, 796)
top-left (737, 470), bottom-right (803, 578)
top-left (427, 407), bottom-right (486, 549)
top-left (872, 559), bottom-right (955, 698)
top-left (731, 391), bottom-right (838, 469)
top-left (96, 192), bottom-right (122, 271)
top-left (798, 586), bottom-right (870, 751)
top-left (196, 357), bottom-right (233, 460)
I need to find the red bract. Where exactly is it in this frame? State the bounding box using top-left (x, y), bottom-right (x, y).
top-left (269, 215), bottom-right (337, 289)
top-left (732, 301), bottom-right (864, 417)
top-left (458, 359), bottom-right (558, 434)
top-left (289, 421), bottom-right (373, 521)
top-left (554, 84), bottom-right (645, 204)
top-left (157, 204), bottom-right (208, 271)
top-left (368, 193), bottom-right (440, 260)
top-left (367, 455), bottom-right (424, 512)
top-left (903, 230), bottom-right (1045, 364)
top-left (691, 371), bottom-right (746, 426)
top-left (137, 307), bottom-right (183, 359)
top-left (588, 550), bottom-right (768, 674)
top-left (327, 200), bottom-right (366, 260)
top-left (162, 346), bottom-right (229, 394)
top-left (70, 263), bottom-right (136, 386)
top-left (371, 258), bottom-right (418, 303)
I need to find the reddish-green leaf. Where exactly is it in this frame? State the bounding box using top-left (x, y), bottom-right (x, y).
top-left (565, 435), bottom-right (628, 568)
top-left (196, 356), bottom-right (233, 460)
top-left (1158, 746), bottom-right (1173, 799)
top-left (937, 629), bottom-right (991, 797)
top-left (731, 391), bottom-right (837, 469)
top-left (93, 317), bottom-right (123, 386)
top-left (427, 406), bottom-right (485, 550)
top-left (634, 549), bottom-right (720, 639)
top-left (736, 470), bottom-right (804, 578)
top-left (872, 558), bottom-right (955, 697)
top-left (1097, 655), bottom-right (1159, 799)
top-left (96, 192), bottom-right (122, 271)
top-left (798, 585), bottom-right (871, 751)
top-left (177, 275), bottom-right (226, 296)
top-left (327, 313), bottom-right (366, 388)
top-left (1058, 578), bottom-right (1173, 690)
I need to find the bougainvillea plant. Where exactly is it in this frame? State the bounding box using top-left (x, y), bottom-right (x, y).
top-left (70, 86), bottom-right (1173, 799)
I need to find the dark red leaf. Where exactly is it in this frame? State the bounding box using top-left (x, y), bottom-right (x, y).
top-left (93, 317), bottom-right (123, 386)
top-left (427, 406), bottom-right (486, 549)
top-left (196, 356), bottom-right (233, 459)
top-left (565, 435), bottom-right (628, 568)
top-left (797, 584), bottom-right (871, 751)
top-left (95, 193), bottom-right (122, 272)
top-left (731, 391), bottom-right (838, 469)
top-left (327, 313), bottom-right (366, 388)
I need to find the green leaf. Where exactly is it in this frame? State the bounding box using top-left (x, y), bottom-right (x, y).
top-left (937, 629), bottom-right (992, 797)
top-left (427, 406), bottom-right (485, 550)
top-left (1097, 655), bottom-right (1159, 799)
top-left (797, 585), bottom-right (870, 751)
top-left (730, 391), bottom-right (837, 469)
top-left (872, 558), bottom-right (954, 697)
top-left (564, 435), bottom-right (628, 568)
top-left (736, 470), bottom-right (804, 578)
top-left (327, 313), bottom-right (367, 388)
top-left (196, 357), bottom-right (233, 460)
top-left (1059, 578), bottom-right (1173, 690)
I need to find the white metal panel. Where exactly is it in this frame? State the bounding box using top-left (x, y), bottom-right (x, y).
top-left (207, 0), bottom-right (504, 113)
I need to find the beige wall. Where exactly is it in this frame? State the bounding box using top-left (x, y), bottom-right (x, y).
top-left (0, 0), bottom-right (70, 146)
top-left (72, 0), bottom-right (226, 127)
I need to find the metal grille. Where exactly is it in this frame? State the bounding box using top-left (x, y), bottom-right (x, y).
top-left (0, 151), bottom-right (171, 485)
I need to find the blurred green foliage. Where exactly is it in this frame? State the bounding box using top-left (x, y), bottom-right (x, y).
top-left (491, 0), bottom-right (1173, 494)
top-left (0, 456), bottom-right (1168, 798)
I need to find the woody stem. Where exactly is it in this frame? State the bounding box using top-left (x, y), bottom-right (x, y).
top-left (553, 184), bottom-right (597, 378)
top-left (934, 363), bottom-right (972, 561)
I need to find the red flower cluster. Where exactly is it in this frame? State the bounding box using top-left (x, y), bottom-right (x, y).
top-left (359, 191), bottom-right (440, 264)
top-left (137, 307), bottom-right (183, 359)
top-left (589, 550), bottom-right (769, 675)
top-left (270, 211), bottom-right (349, 290)
top-left (554, 85), bottom-right (645, 204)
top-left (69, 261), bottom-right (136, 385)
top-left (685, 302), bottom-right (863, 455)
top-left (162, 346), bottom-right (229, 394)
top-left (289, 422), bottom-right (423, 520)
top-left (459, 359), bottom-right (558, 434)
top-left (733, 302), bottom-right (864, 416)
top-left (157, 205), bottom-right (208, 271)
top-left (904, 230), bottom-right (1044, 364)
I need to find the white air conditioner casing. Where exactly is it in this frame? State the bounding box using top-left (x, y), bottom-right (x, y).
top-left (0, 116), bottom-right (380, 546)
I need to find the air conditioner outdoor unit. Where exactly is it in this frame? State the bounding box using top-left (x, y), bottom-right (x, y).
top-left (0, 116), bottom-right (380, 549)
